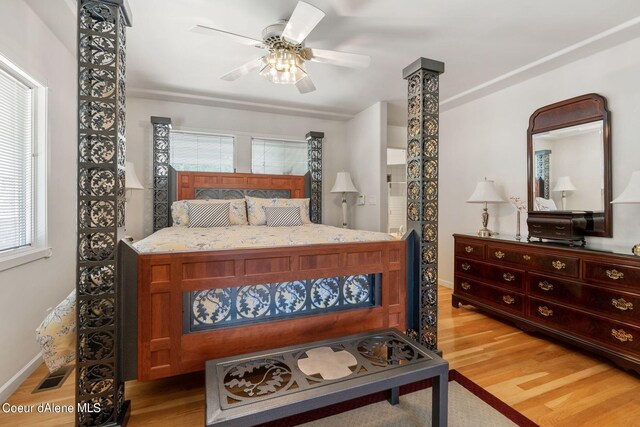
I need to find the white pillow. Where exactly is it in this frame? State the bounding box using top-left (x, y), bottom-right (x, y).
top-left (535, 197), bottom-right (558, 211)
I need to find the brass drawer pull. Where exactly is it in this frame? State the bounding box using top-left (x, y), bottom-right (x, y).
top-left (611, 329), bottom-right (633, 342)
top-left (464, 245), bottom-right (474, 253)
top-left (606, 269), bottom-right (624, 280)
top-left (461, 263), bottom-right (471, 271)
top-left (502, 272), bottom-right (516, 282)
top-left (538, 306), bottom-right (553, 317)
top-left (538, 281), bottom-right (554, 291)
top-left (522, 255), bottom-right (531, 261)
top-left (502, 295), bottom-right (515, 305)
top-left (611, 298), bottom-right (633, 311)
top-left (552, 260), bottom-right (566, 270)
top-left (555, 226), bottom-right (566, 230)
top-left (461, 282), bottom-right (471, 290)
top-left (532, 224), bottom-right (542, 228)
top-left (494, 251), bottom-right (505, 259)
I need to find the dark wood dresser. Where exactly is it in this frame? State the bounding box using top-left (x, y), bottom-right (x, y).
top-left (453, 233), bottom-right (640, 374)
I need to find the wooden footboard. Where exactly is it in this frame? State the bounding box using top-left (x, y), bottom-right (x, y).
top-left (132, 240), bottom-right (406, 381)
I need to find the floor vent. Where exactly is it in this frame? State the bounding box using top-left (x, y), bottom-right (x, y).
top-left (32, 365), bottom-right (74, 393)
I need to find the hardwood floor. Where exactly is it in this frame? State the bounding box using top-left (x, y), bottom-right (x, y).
top-left (1, 285), bottom-right (639, 426)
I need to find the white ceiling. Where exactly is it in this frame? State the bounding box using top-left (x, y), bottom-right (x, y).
top-left (28, 0), bottom-right (640, 120)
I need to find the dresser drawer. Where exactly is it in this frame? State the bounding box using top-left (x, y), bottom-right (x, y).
top-left (584, 261), bottom-right (640, 290)
top-left (528, 297), bottom-right (640, 356)
top-left (528, 273), bottom-right (640, 324)
top-left (528, 218), bottom-right (573, 238)
top-left (455, 258), bottom-right (524, 290)
top-left (455, 240), bottom-right (485, 260)
top-left (486, 246), bottom-right (579, 278)
top-left (455, 277), bottom-right (524, 315)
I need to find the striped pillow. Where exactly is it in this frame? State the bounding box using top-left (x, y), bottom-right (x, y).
top-left (187, 202), bottom-right (230, 228)
top-left (264, 206), bottom-right (303, 227)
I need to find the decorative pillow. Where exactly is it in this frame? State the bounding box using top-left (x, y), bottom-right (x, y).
top-left (187, 202), bottom-right (230, 227)
top-left (36, 289), bottom-right (76, 373)
top-left (535, 197), bottom-right (558, 211)
top-left (172, 199), bottom-right (247, 226)
top-left (246, 196), bottom-right (311, 225)
top-left (264, 206), bottom-right (304, 227)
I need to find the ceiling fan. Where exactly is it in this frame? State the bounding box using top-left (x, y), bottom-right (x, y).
top-left (191, 1), bottom-right (371, 94)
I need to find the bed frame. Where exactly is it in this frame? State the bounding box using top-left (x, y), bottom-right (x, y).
top-left (121, 171), bottom-right (411, 381)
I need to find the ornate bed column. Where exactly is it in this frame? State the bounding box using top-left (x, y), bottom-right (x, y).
top-left (306, 131), bottom-right (324, 224)
top-left (403, 58), bottom-right (445, 351)
top-left (151, 116), bottom-right (172, 231)
top-left (77, 0), bottom-right (131, 425)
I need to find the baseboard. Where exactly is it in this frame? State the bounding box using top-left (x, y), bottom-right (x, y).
top-left (0, 353), bottom-right (42, 403)
top-left (439, 278), bottom-right (453, 289)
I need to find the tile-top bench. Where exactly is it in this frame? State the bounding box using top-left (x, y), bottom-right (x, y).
top-left (205, 329), bottom-right (449, 426)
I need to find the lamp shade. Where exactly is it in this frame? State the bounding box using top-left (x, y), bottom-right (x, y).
top-left (125, 161), bottom-right (144, 190)
top-left (612, 171), bottom-right (640, 204)
top-left (466, 179), bottom-right (505, 204)
top-left (553, 176), bottom-right (576, 192)
top-left (331, 172), bottom-right (358, 193)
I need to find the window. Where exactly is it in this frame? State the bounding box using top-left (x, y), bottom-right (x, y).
top-left (0, 53), bottom-right (47, 270)
top-left (251, 138), bottom-right (308, 175)
top-left (170, 131), bottom-right (235, 172)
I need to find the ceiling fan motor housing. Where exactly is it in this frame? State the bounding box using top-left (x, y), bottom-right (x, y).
top-left (262, 21), bottom-right (304, 51)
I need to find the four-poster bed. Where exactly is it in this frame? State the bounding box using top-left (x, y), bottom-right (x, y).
top-left (74, 1), bottom-right (444, 423)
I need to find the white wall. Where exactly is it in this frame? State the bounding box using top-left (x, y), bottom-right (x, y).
top-left (0, 1), bottom-right (76, 398)
top-left (439, 35), bottom-right (640, 287)
top-left (344, 102), bottom-right (387, 232)
top-left (126, 97), bottom-right (349, 239)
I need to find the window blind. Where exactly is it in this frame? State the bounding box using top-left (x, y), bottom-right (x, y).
top-left (170, 131), bottom-right (234, 172)
top-left (0, 68), bottom-right (33, 252)
top-left (251, 138), bottom-right (308, 175)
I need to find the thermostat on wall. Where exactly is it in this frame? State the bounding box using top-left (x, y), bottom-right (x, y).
top-left (357, 194), bottom-right (366, 206)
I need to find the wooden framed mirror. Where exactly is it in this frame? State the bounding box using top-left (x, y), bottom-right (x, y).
top-left (527, 93), bottom-right (612, 238)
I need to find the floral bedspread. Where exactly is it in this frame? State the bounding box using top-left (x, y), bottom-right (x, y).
top-left (133, 224), bottom-right (394, 254)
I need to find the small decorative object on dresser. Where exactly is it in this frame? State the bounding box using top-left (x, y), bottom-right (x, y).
top-left (453, 233), bottom-right (640, 374)
top-left (611, 170), bottom-right (640, 256)
top-left (509, 196), bottom-right (527, 241)
top-left (331, 171), bottom-right (358, 228)
top-left (466, 178), bottom-right (505, 237)
top-left (527, 211), bottom-right (587, 247)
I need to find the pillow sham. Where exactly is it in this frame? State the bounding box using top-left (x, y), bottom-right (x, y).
top-left (172, 199), bottom-right (248, 226)
top-left (187, 202), bottom-right (230, 228)
top-left (245, 196), bottom-right (311, 226)
top-left (264, 206), bottom-right (304, 227)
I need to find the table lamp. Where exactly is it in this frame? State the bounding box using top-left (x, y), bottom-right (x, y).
top-left (553, 176), bottom-right (576, 210)
top-left (611, 170), bottom-right (640, 256)
top-left (466, 178), bottom-right (505, 237)
top-left (331, 172), bottom-right (358, 228)
top-left (125, 161), bottom-right (144, 198)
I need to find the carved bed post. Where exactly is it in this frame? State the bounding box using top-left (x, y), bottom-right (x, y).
top-left (306, 131), bottom-right (324, 224)
top-left (77, 0), bottom-right (132, 425)
top-left (151, 116), bottom-right (172, 231)
top-left (403, 58), bottom-right (445, 351)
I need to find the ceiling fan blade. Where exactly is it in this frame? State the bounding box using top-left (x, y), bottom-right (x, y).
top-left (220, 58), bottom-right (263, 81)
top-left (307, 48), bottom-right (371, 68)
top-left (282, 1), bottom-right (326, 45)
top-left (191, 25), bottom-right (263, 47)
top-left (296, 76), bottom-right (316, 94)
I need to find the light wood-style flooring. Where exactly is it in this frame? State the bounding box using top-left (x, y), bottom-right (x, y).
top-left (1, 286), bottom-right (639, 426)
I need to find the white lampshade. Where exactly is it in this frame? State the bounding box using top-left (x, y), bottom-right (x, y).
top-left (553, 176), bottom-right (576, 192)
top-left (466, 179), bottom-right (505, 204)
top-left (612, 171), bottom-right (640, 204)
top-left (125, 161), bottom-right (144, 190)
top-left (331, 172), bottom-right (358, 193)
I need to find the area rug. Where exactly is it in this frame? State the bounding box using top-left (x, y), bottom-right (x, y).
top-left (259, 370), bottom-right (539, 427)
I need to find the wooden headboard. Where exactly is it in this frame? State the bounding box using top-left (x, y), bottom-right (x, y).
top-left (174, 171), bottom-right (306, 200)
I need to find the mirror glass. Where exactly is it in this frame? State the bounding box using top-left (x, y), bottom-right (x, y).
top-left (531, 120), bottom-right (604, 212)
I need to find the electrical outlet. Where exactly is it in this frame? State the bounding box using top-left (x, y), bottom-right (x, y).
top-left (369, 195), bottom-right (377, 205)
top-left (357, 194), bottom-right (366, 206)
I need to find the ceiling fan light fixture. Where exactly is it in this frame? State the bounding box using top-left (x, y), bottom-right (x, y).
top-left (259, 48), bottom-right (307, 84)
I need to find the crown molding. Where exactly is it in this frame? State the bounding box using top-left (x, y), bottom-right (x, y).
top-left (127, 88), bottom-right (355, 122)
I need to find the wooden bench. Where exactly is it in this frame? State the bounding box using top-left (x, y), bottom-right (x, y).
top-left (205, 329), bottom-right (449, 426)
